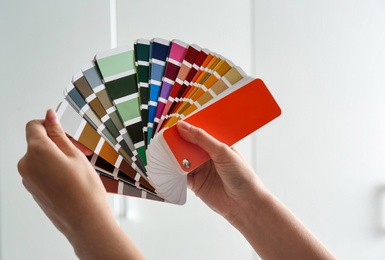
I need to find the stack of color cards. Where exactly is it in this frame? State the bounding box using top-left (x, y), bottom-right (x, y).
top-left (56, 38), bottom-right (281, 205)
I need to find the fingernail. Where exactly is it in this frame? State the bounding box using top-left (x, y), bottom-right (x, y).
top-left (46, 109), bottom-right (60, 125)
top-left (177, 120), bottom-right (191, 131)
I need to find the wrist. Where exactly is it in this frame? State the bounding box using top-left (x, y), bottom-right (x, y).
top-left (225, 186), bottom-right (337, 259)
top-left (225, 184), bottom-right (272, 233)
top-left (65, 207), bottom-right (116, 253)
top-left (67, 209), bottom-right (144, 260)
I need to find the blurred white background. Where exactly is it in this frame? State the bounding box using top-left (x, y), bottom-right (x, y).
top-left (1, 0), bottom-right (385, 259)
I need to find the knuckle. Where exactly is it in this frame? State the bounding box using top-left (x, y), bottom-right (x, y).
top-left (28, 137), bottom-right (45, 151)
top-left (25, 120), bottom-right (35, 132)
top-left (27, 137), bottom-right (51, 159)
top-left (17, 158), bottom-right (26, 176)
top-left (21, 178), bottom-right (32, 194)
top-left (25, 119), bottom-right (41, 131)
top-left (212, 142), bottom-right (230, 156)
top-left (47, 127), bottom-right (64, 138)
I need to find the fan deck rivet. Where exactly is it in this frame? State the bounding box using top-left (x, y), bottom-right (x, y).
top-left (182, 159), bottom-right (191, 169)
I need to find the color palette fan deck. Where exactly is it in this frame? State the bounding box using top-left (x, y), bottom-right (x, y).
top-left (57, 38), bottom-right (281, 205)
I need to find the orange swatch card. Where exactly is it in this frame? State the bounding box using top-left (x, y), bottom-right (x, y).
top-left (161, 77), bottom-right (281, 172)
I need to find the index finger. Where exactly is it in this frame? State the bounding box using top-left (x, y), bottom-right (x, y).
top-left (25, 119), bottom-right (46, 144)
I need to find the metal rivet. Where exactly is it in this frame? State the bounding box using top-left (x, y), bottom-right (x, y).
top-left (182, 159), bottom-right (191, 169)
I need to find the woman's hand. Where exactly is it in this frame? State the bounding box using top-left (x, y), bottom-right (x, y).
top-left (177, 120), bottom-right (336, 259)
top-left (18, 109), bottom-right (144, 260)
top-left (176, 120), bottom-right (268, 223)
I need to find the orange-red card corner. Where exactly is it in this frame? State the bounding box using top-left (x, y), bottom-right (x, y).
top-left (163, 78), bottom-right (281, 172)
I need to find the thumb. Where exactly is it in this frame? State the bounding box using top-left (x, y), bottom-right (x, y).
top-left (176, 120), bottom-right (232, 162)
top-left (43, 109), bottom-right (77, 155)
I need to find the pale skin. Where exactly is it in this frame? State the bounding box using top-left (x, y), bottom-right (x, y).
top-left (18, 109), bottom-right (336, 259)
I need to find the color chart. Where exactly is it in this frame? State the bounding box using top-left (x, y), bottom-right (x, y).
top-left (57, 38), bottom-right (281, 205)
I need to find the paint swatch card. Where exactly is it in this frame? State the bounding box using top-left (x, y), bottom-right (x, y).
top-left (57, 38), bottom-right (281, 205)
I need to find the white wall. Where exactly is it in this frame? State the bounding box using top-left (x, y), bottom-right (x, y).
top-left (0, 1), bottom-right (110, 259)
top-left (253, 1), bottom-right (385, 259)
top-left (2, 0), bottom-right (385, 259)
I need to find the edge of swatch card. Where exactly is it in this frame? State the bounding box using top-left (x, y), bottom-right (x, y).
top-left (94, 45), bottom-right (133, 60)
top-left (151, 37), bottom-right (170, 46)
top-left (135, 39), bottom-right (150, 45)
top-left (81, 61), bottom-right (96, 71)
top-left (146, 131), bottom-right (189, 204)
top-left (144, 137), bottom-right (187, 204)
top-left (201, 48), bottom-right (210, 55)
top-left (222, 58), bottom-right (235, 68)
top-left (171, 39), bottom-right (189, 48)
top-left (72, 70), bottom-right (83, 82)
top-left (56, 99), bottom-right (69, 118)
top-left (189, 43), bottom-right (202, 52)
top-left (65, 82), bottom-right (75, 94)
